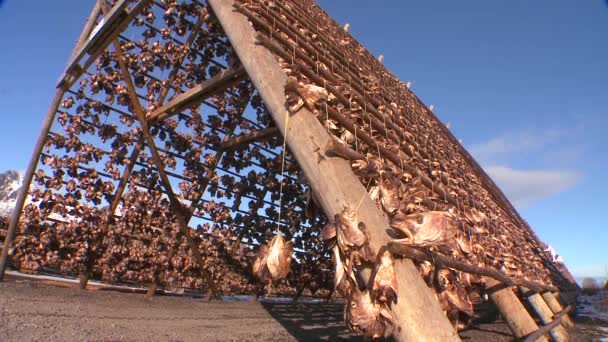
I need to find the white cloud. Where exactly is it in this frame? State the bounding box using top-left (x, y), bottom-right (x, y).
top-left (485, 166), bottom-right (582, 209)
top-left (469, 128), bottom-right (567, 164)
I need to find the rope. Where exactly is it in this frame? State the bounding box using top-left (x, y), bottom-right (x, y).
top-left (275, 110), bottom-right (290, 233)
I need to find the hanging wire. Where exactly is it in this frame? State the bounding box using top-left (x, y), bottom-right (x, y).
top-left (275, 112), bottom-right (290, 233)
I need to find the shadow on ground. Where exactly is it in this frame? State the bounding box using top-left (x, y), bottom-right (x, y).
top-left (260, 302), bottom-right (389, 341)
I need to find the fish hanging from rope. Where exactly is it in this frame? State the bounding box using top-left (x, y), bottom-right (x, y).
top-left (252, 232), bottom-right (294, 284)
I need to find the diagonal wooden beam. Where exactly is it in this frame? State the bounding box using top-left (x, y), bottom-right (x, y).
top-left (82, 0), bottom-right (209, 290)
top-left (485, 277), bottom-right (548, 341)
top-left (388, 243), bottom-right (558, 293)
top-left (541, 292), bottom-right (574, 328)
top-left (101, 0), bottom-right (221, 299)
top-left (58, 0), bottom-right (151, 89)
top-left (218, 127), bottom-right (279, 152)
top-left (147, 66), bottom-right (247, 124)
top-left (0, 0), bottom-right (103, 281)
top-left (141, 8), bottom-right (209, 296)
top-left (519, 287), bottom-right (569, 342)
top-left (78, 139), bottom-right (145, 289)
top-left (523, 306), bottom-right (573, 342)
top-left (208, 1), bottom-right (460, 340)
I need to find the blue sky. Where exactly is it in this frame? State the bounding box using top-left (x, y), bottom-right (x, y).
top-left (0, 1), bottom-right (607, 278)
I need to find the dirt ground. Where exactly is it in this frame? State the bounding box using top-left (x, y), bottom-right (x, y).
top-left (1, 275), bottom-right (606, 341)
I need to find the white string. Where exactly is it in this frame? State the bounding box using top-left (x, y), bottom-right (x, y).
top-left (275, 110), bottom-right (290, 233)
top-left (356, 177), bottom-right (373, 212)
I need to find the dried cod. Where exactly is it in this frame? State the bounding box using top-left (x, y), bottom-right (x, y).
top-left (345, 286), bottom-right (395, 339)
top-left (321, 207), bottom-right (374, 263)
top-left (285, 77), bottom-right (329, 114)
top-left (372, 249), bottom-right (398, 304)
top-left (253, 232), bottom-right (293, 283)
top-left (390, 211), bottom-right (457, 247)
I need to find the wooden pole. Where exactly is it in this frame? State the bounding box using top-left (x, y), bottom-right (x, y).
top-left (218, 127), bottom-right (280, 152)
top-left (541, 291), bottom-right (574, 328)
top-left (81, 0), bottom-right (207, 291)
top-left (484, 277), bottom-right (548, 341)
top-left (207, 1), bottom-right (460, 340)
top-left (388, 243), bottom-right (558, 293)
top-left (78, 139), bottom-right (145, 289)
top-left (523, 306), bottom-right (573, 342)
top-left (0, 1), bottom-right (102, 281)
top-left (100, 0), bottom-right (221, 299)
top-left (520, 287), bottom-right (569, 341)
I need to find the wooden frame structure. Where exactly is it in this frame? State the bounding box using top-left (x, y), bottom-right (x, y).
top-left (0, 0), bottom-right (578, 341)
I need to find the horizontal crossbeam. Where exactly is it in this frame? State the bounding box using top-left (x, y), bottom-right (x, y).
top-left (147, 66), bottom-right (247, 124)
top-left (523, 306), bottom-right (573, 342)
top-left (58, 0), bottom-right (151, 88)
top-left (218, 127), bottom-right (279, 151)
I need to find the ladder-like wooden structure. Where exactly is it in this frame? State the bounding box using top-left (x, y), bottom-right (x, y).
top-left (0, 1), bottom-right (578, 340)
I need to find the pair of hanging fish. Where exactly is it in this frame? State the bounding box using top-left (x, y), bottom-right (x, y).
top-left (322, 207), bottom-right (397, 339)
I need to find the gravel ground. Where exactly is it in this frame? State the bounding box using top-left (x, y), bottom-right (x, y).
top-left (0, 275), bottom-right (605, 341)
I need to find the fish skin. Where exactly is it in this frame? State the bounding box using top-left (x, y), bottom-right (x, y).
top-left (372, 249), bottom-right (398, 304)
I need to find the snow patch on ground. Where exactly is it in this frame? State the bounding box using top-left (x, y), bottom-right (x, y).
top-left (577, 291), bottom-right (608, 322)
top-left (577, 291), bottom-right (608, 340)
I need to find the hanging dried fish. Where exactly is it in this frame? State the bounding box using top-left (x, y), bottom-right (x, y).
top-left (321, 207), bottom-right (374, 263)
top-left (435, 269), bottom-right (474, 330)
top-left (345, 286), bottom-right (395, 339)
top-left (372, 249), bottom-right (398, 304)
top-left (379, 177), bottom-right (402, 216)
top-left (252, 232), bottom-right (293, 283)
top-left (285, 77), bottom-right (328, 114)
top-left (390, 211), bottom-right (457, 247)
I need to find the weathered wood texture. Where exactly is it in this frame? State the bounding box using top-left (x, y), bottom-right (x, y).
top-left (520, 287), bottom-right (569, 341)
top-left (485, 277), bottom-right (548, 341)
top-left (389, 243), bottom-right (558, 293)
top-left (147, 66), bottom-right (247, 123)
top-left (207, 0), bottom-right (460, 340)
top-left (523, 306), bottom-right (573, 342)
top-left (541, 291), bottom-right (574, 328)
top-left (0, 1), bottom-right (103, 281)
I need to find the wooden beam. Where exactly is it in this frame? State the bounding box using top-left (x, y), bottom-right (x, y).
top-left (485, 277), bottom-right (548, 341)
top-left (105, 0), bottom-right (221, 299)
top-left (0, 0), bottom-right (104, 281)
top-left (144, 10), bottom-right (209, 296)
top-left (208, 1), bottom-right (460, 341)
top-left (218, 127), bottom-right (279, 152)
top-left (523, 306), bottom-right (573, 342)
top-left (147, 66), bottom-right (247, 124)
top-left (83, 0), bottom-right (208, 291)
top-left (155, 10), bottom-right (209, 106)
top-left (156, 92), bottom-right (254, 295)
top-left (58, 0), bottom-right (150, 89)
top-left (78, 139), bottom-right (145, 289)
top-left (541, 291), bottom-right (574, 328)
top-left (388, 243), bottom-right (558, 293)
top-left (520, 288), bottom-right (569, 341)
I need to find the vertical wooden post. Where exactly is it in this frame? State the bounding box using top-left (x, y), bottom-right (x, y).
top-left (484, 277), bottom-right (548, 341)
top-left (520, 287), bottom-right (569, 341)
top-left (208, 1), bottom-right (460, 341)
top-left (541, 292), bottom-right (574, 328)
top-left (0, 1), bottom-right (102, 281)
